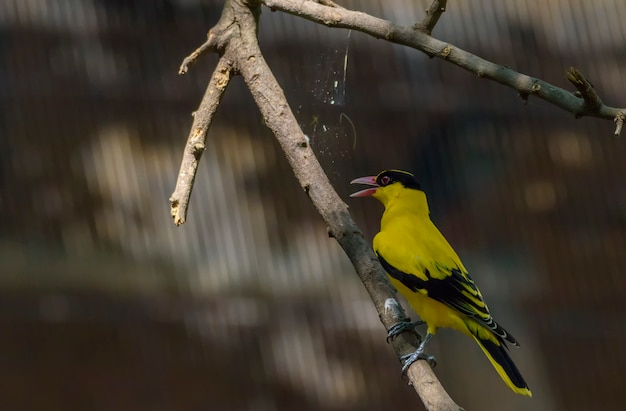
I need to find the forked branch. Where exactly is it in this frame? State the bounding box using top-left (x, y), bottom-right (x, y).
top-left (169, 0), bottom-right (462, 409)
top-left (169, 0), bottom-right (625, 409)
top-left (262, 0), bottom-right (626, 135)
top-left (415, 0), bottom-right (448, 34)
top-left (170, 57), bottom-right (234, 225)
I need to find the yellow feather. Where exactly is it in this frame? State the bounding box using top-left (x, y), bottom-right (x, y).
top-left (356, 170), bottom-right (531, 396)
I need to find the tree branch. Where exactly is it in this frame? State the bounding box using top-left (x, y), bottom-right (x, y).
top-left (615, 111), bottom-right (625, 136)
top-left (566, 67), bottom-right (602, 116)
top-left (169, 1), bottom-right (242, 225)
top-left (230, 3), bottom-right (461, 408)
top-left (169, 58), bottom-right (234, 225)
top-left (415, 0), bottom-right (447, 34)
top-left (262, 0), bottom-right (626, 135)
top-left (169, 0), bottom-right (622, 407)
top-left (170, 0), bottom-right (462, 409)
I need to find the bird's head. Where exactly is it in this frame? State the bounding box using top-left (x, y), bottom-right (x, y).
top-left (350, 169), bottom-right (423, 207)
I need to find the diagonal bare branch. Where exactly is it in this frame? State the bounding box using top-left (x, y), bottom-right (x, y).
top-left (169, 2), bottom-right (245, 225)
top-left (262, 0), bottom-right (626, 134)
top-left (231, 3), bottom-right (461, 409)
top-left (170, 0), bottom-right (622, 407)
top-left (171, 0), bottom-right (463, 409)
top-left (169, 57), bottom-right (234, 226)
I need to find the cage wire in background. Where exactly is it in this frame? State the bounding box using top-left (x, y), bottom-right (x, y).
top-left (0, 1), bottom-right (625, 410)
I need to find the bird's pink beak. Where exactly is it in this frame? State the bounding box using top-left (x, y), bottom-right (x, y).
top-left (350, 176), bottom-right (379, 197)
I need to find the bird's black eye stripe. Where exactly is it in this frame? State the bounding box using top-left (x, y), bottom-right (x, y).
top-left (377, 170), bottom-right (421, 190)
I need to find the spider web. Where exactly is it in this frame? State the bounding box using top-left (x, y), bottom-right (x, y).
top-left (295, 30), bottom-right (355, 176)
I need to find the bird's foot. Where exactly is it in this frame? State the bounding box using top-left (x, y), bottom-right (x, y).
top-left (386, 318), bottom-right (426, 343)
top-left (400, 350), bottom-right (437, 375)
top-left (399, 333), bottom-right (435, 375)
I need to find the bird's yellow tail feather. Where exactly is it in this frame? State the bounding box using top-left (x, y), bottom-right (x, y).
top-left (472, 335), bottom-right (532, 397)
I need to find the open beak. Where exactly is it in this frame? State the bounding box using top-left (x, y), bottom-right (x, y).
top-left (350, 176), bottom-right (379, 197)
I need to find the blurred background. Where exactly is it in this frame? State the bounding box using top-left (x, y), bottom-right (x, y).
top-left (1, 0), bottom-right (625, 410)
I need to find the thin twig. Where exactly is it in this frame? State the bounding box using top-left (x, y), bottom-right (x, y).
top-left (169, 58), bottom-right (234, 226)
top-left (178, 3), bottom-right (238, 75)
top-left (566, 67), bottom-right (602, 117)
top-left (262, 0), bottom-right (626, 130)
top-left (615, 111), bottom-right (625, 136)
top-left (179, 35), bottom-right (215, 75)
top-left (415, 0), bottom-right (448, 34)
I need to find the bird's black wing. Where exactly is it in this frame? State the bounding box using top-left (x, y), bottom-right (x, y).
top-left (377, 253), bottom-right (518, 346)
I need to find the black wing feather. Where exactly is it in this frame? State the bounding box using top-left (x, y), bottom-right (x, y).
top-left (377, 253), bottom-right (518, 346)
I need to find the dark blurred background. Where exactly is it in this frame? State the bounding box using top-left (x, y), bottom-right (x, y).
top-left (1, 0), bottom-right (625, 410)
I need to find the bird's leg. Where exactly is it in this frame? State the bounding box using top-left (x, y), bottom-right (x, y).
top-left (386, 318), bottom-right (426, 342)
top-left (400, 332), bottom-right (436, 374)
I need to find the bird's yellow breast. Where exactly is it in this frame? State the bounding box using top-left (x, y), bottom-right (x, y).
top-left (373, 188), bottom-right (470, 335)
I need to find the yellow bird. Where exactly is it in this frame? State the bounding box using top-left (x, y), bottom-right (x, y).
top-left (351, 169), bottom-right (531, 396)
